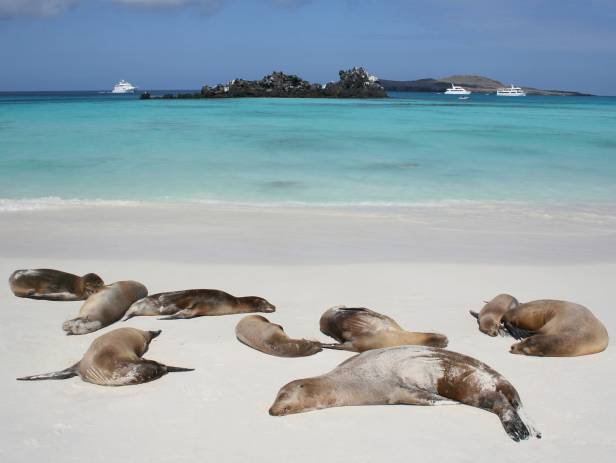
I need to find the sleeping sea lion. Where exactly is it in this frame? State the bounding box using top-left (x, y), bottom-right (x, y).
top-left (319, 306), bottom-right (448, 352)
top-left (469, 294), bottom-right (519, 337)
top-left (123, 289), bottom-right (275, 321)
top-left (269, 345), bottom-right (541, 442)
top-left (17, 327), bottom-right (193, 386)
top-left (9, 268), bottom-right (104, 301)
top-left (500, 299), bottom-right (609, 357)
top-left (63, 280), bottom-right (148, 335)
top-left (235, 315), bottom-right (322, 357)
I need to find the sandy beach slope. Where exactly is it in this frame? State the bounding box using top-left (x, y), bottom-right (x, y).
top-left (0, 203), bottom-right (614, 462)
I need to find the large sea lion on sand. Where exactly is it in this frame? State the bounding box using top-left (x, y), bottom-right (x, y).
top-left (269, 345), bottom-right (541, 442)
top-left (17, 327), bottom-right (193, 386)
top-left (319, 306), bottom-right (448, 352)
top-left (123, 289), bottom-right (275, 321)
top-left (235, 315), bottom-right (322, 357)
top-left (500, 299), bottom-right (609, 357)
top-left (9, 269), bottom-right (104, 301)
top-left (63, 281), bottom-right (148, 335)
top-left (469, 294), bottom-right (519, 337)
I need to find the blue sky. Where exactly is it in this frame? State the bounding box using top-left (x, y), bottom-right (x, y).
top-left (1, 0), bottom-right (615, 94)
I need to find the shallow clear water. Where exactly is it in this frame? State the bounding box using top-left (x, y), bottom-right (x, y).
top-left (1, 91), bottom-right (615, 207)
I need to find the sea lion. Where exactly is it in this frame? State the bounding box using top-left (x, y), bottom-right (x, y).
top-left (319, 306), bottom-right (448, 352)
top-left (123, 289), bottom-right (275, 321)
top-left (17, 327), bottom-right (193, 386)
top-left (235, 315), bottom-right (322, 357)
top-left (9, 268), bottom-right (104, 301)
top-left (469, 294), bottom-right (519, 337)
top-left (63, 280), bottom-right (148, 335)
top-left (269, 345), bottom-right (541, 442)
top-left (500, 299), bottom-right (609, 357)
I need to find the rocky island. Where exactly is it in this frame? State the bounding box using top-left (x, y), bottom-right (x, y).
top-left (141, 67), bottom-right (386, 100)
top-left (380, 75), bottom-right (592, 96)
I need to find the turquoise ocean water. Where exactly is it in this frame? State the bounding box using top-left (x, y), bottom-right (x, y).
top-left (0, 91), bottom-right (615, 208)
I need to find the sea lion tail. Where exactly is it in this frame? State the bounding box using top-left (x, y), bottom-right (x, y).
top-left (164, 366), bottom-right (195, 373)
top-left (17, 364), bottom-right (78, 381)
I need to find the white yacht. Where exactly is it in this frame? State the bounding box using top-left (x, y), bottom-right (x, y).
top-left (496, 85), bottom-right (526, 96)
top-left (111, 80), bottom-right (137, 94)
top-left (444, 84), bottom-right (471, 95)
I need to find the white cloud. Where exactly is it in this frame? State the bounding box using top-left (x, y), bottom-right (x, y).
top-left (111, 0), bottom-right (218, 8)
top-left (0, 0), bottom-right (312, 18)
top-left (0, 0), bottom-right (77, 18)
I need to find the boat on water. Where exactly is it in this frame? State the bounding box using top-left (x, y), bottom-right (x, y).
top-left (496, 85), bottom-right (526, 97)
top-left (444, 84), bottom-right (471, 95)
top-left (111, 80), bottom-right (137, 94)
top-left (458, 96), bottom-right (470, 100)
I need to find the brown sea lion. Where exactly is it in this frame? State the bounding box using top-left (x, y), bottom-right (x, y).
top-left (269, 345), bottom-right (541, 442)
top-left (469, 294), bottom-right (519, 337)
top-left (9, 268), bottom-right (104, 301)
top-left (63, 280), bottom-right (148, 335)
top-left (235, 315), bottom-right (322, 357)
top-left (17, 327), bottom-right (193, 386)
top-left (319, 306), bottom-right (448, 352)
top-left (500, 299), bottom-right (609, 357)
top-left (123, 289), bottom-right (275, 321)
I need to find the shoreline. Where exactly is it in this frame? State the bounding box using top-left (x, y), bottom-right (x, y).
top-left (2, 202), bottom-right (615, 265)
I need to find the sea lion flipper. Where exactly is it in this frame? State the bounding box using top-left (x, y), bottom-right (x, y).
top-left (17, 363), bottom-right (79, 381)
top-left (499, 407), bottom-right (531, 442)
top-left (320, 342), bottom-right (355, 351)
top-left (469, 310), bottom-right (479, 320)
top-left (158, 309), bottom-right (193, 320)
top-left (502, 321), bottom-right (536, 340)
top-left (165, 366), bottom-right (195, 373)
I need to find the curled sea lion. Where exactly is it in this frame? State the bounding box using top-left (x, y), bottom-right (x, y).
top-left (500, 299), bottom-right (609, 357)
top-left (9, 268), bottom-right (104, 301)
top-left (269, 345), bottom-right (541, 442)
top-left (63, 280), bottom-right (148, 335)
top-left (319, 306), bottom-right (448, 352)
top-left (235, 315), bottom-right (322, 357)
top-left (123, 289), bottom-right (275, 321)
top-left (17, 327), bottom-right (193, 386)
top-left (469, 294), bottom-right (519, 337)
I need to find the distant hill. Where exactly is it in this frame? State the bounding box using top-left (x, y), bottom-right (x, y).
top-left (380, 75), bottom-right (592, 96)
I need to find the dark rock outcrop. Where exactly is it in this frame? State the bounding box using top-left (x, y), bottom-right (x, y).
top-left (144, 67), bottom-right (386, 100)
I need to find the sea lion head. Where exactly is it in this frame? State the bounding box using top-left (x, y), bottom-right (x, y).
top-left (269, 378), bottom-right (332, 416)
top-left (82, 273), bottom-right (105, 296)
top-left (241, 296), bottom-right (276, 313)
top-left (62, 317), bottom-right (103, 335)
top-left (471, 294), bottom-right (519, 337)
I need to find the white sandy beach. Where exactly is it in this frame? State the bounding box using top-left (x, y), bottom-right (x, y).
top-left (1, 203), bottom-right (615, 463)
